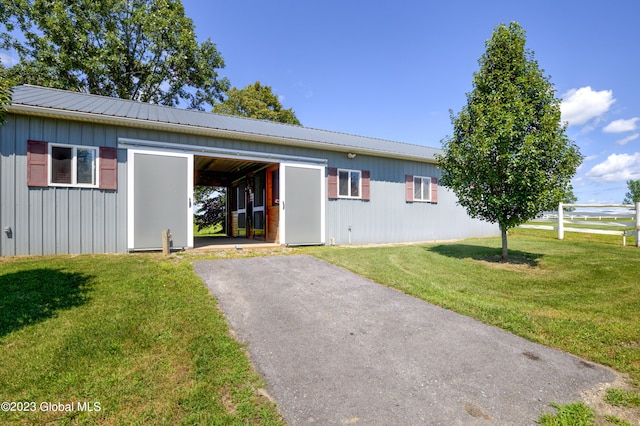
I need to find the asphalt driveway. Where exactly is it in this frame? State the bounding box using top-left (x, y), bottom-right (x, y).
top-left (194, 255), bottom-right (614, 425)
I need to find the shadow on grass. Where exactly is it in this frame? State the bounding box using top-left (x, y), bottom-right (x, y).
top-left (0, 269), bottom-right (92, 337)
top-left (427, 244), bottom-right (543, 267)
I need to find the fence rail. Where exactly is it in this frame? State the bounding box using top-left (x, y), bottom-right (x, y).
top-left (519, 202), bottom-right (640, 247)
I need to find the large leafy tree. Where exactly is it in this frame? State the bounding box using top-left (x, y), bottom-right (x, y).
top-left (1, 0), bottom-right (229, 109)
top-left (437, 22), bottom-right (583, 261)
top-left (623, 180), bottom-right (640, 204)
top-left (196, 82), bottom-right (302, 232)
top-left (213, 81), bottom-right (301, 125)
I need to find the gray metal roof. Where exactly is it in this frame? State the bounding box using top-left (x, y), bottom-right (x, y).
top-left (9, 85), bottom-right (441, 162)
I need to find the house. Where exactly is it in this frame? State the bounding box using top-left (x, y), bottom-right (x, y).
top-left (0, 85), bottom-right (498, 256)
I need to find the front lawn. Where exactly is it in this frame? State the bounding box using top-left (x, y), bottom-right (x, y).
top-left (307, 229), bottom-right (640, 387)
top-left (0, 254), bottom-right (284, 425)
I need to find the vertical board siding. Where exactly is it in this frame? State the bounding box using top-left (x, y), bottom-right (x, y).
top-left (324, 154), bottom-right (498, 245)
top-left (0, 115), bottom-right (128, 256)
top-left (1, 112), bottom-right (498, 255)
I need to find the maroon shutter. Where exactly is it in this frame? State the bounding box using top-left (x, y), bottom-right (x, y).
top-left (431, 177), bottom-right (438, 203)
top-left (27, 140), bottom-right (48, 187)
top-left (99, 147), bottom-right (118, 190)
top-left (361, 170), bottom-right (370, 201)
top-left (405, 174), bottom-right (414, 202)
top-left (328, 167), bottom-right (338, 199)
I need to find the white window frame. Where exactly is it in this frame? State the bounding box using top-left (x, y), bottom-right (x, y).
top-left (48, 143), bottom-right (99, 188)
top-left (413, 176), bottom-right (432, 202)
top-left (338, 168), bottom-right (362, 199)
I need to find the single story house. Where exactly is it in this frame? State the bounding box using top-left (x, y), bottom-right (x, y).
top-left (0, 85), bottom-right (498, 256)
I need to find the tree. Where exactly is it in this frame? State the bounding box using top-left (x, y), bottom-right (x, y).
top-left (1, 0), bottom-right (229, 109)
top-left (623, 180), bottom-right (640, 204)
top-left (0, 63), bottom-right (11, 126)
top-left (213, 81), bottom-right (301, 125)
top-left (436, 22), bottom-right (583, 261)
top-left (194, 186), bottom-right (226, 232)
top-left (196, 82), bottom-right (302, 231)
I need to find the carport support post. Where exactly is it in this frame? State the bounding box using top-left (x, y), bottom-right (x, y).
top-left (162, 229), bottom-right (171, 255)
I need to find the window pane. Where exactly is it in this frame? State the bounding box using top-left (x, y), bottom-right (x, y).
top-left (271, 170), bottom-right (279, 205)
top-left (254, 173), bottom-right (264, 206)
top-left (254, 211), bottom-right (264, 230)
top-left (414, 177), bottom-right (421, 200)
top-left (350, 171), bottom-right (360, 197)
top-left (339, 170), bottom-right (349, 196)
top-left (238, 182), bottom-right (246, 209)
top-left (51, 146), bottom-right (72, 184)
top-left (424, 177), bottom-right (431, 201)
top-left (77, 148), bottom-right (96, 184)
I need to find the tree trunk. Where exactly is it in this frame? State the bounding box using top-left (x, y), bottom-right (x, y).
top-left (500, 224), bottom-right (508, 262)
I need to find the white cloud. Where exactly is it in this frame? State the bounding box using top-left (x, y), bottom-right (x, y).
top-left (603, 117), bottom-right (640, 133)
top-left (0, 52), bottom-right (18, 67)
top-left (587, 152), bottom-right (640, 182)
top-left (616, 133), bottom-right (639, 146)
top-left (560, 86), bottom-right (615, 127)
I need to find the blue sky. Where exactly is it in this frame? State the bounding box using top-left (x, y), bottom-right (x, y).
top-left (182, 0), bottom-right (640, 204)
top-left (3, 1), bottom-right (639, 204)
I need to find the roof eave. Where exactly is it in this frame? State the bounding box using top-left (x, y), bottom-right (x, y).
top-left (7, 103), bottom-right (438, 164)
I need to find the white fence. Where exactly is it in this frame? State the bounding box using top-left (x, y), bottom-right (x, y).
top-left (519, 203), bottom-right (640, 247)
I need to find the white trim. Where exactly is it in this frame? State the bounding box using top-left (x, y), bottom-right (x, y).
top-left (279, 162), bottom-right (326, 245)
top-left (118, 137), bottom-right (328, 165)
top-left (412, 176), bottom-right (432, 202)
top-left (337, 168), bottom-right (362, 199)
top-left (48, 143), bottom-right (99, 188)
top-left (127, 147), bottom-right (194, 251)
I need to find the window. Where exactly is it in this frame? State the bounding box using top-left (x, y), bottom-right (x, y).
top-left (338, 169), bottom-right (361, 198)
top-left (328, 168), bottom-right (369, 200)
top-left (27, 141), bottom-right (117, 190)
top-left (405, 174), bottom-right (437, 203)
top-left (413, 176), bottom-right (431, 202)
top-left (50, 144), bottom-right (98, 187)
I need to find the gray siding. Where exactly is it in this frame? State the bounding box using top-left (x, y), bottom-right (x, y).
top-left (322, 154), bottom-right (497, 245)
top-left (1, 115), bottom-right (128, 256)
top-left (1, 113), bottom-right (498, 256)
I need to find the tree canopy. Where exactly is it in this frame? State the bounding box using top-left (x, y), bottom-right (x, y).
top-left (196, 82), bottom-right (301, 231)
top-left (0, 63), bottom-right (11, 126)
top-left (213, 81), bottom-right (301, 125)
top-left (437, 22), bottom-right (583, 261)
top-left (1, 0), bottom-right (229, 109)
top-left (623, 179), bottom-right (640, 204)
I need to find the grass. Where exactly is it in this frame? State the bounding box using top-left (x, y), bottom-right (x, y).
top-left (0, 253), bottom-right (284, 425)
top-left (194, 223), bottom-right (225, 237)
top-left (2, 228), bottom-right (639, 424)
top-left (304, 228), bottom-right (640, 423)
top-left (539, 402), bottom-right (595, 425)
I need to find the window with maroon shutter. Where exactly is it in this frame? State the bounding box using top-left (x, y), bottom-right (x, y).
top-left (430, 177), bottom-right (438, 203)
top-left (405, 174), bottom-right (414, 202)
top-left (99, 147), bottom-right (118, 190)
top-left (328, 167), bottom-right (338, 199)
top-left (361, 170), bottom-right (370, 201)
top-left (27, 140), bottom-right (49, 187)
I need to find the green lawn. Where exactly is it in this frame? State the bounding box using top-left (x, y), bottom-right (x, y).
top-left (306, 229), bottom-right (640, 386)
top-left (305, 228), bottom-right (640, 423)
top-left (2, 229), bottom-right (639, 424)
top-left (0, 253), bottom-right (284, 425)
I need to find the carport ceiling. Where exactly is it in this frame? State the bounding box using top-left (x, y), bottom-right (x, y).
top-left (195, 156), bottom-right (273, 187)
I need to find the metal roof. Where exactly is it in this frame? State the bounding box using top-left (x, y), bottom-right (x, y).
top-left (8, 85), bottom-right (441, 162)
